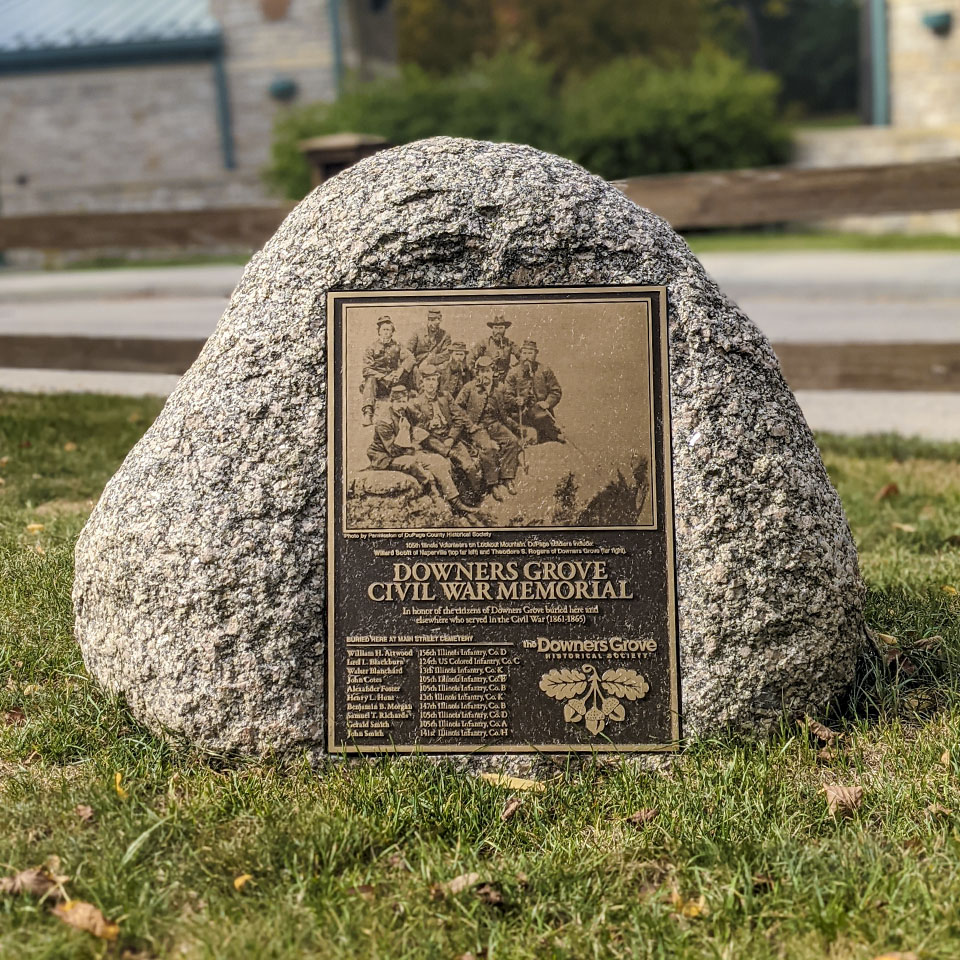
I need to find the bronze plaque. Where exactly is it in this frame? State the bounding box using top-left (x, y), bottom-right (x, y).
top-left (326, 286), bottom-right (680, 753)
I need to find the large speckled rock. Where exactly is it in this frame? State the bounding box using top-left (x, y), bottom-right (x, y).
top-left (73, 137), bottom-right (865, 754)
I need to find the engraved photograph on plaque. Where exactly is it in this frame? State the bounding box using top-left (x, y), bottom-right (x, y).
top-left (327, 286), bottom-right (679, 753)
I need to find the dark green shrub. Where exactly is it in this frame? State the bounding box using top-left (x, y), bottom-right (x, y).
top-left (561, 48), bottom-right (792, 179)
top-left (264, 50), bottom-right (560, 200)
top-left (264, 47), bottom-right (791, 198)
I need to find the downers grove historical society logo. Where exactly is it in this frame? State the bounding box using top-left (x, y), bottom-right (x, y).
top-left (326, 286), bottom-right (680, 754)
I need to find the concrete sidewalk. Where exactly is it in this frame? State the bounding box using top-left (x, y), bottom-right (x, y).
top-left (1, 252), bottom-right (958, 439)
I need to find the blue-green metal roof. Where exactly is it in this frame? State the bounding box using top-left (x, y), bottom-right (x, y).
top-left (0, 0), bottom-right (221, 53)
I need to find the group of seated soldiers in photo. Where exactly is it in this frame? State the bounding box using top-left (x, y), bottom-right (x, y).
top-left (361, 308), bottom-right (564, 516)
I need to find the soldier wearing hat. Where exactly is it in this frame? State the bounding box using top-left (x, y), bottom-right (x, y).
top-left (468, 312), bottom-right (519, 384)
top-left (366, 383), bottom-right (478, 516)
top-left (406, 308), bottom-right (452, 379)
top-left (440, 340), bottom-right (472, 399)
top-left (406, 364), bottom-right (490, 501)
top-left (360, 316), bottom-right (416, 427)
top-left (503, 339), bottom-right (563, 444)
top-left (456, 356), bottom-right (520, 499)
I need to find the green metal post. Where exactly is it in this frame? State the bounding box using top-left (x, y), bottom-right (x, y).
top-left (870, 0), bottom-right (890, 125)
top-left (329, 0), bottom-right (344, 96)
top-left (213, 53), bottom-right (236, 169)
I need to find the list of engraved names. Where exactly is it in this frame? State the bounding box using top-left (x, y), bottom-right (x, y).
top-left (344, 636), bottom-right (515, 743)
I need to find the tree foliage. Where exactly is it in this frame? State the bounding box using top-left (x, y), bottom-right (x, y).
top-left (562, 47), bottom-right (791, 178)
top-left (264, 46), bottom-right (790, 199)
top-left (395, 0), bottom-right (497, 75)
top-left (709, 0), bottom-right (860, 114)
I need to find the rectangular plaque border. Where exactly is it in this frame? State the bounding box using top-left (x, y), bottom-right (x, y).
top-left (325, 284), bottom-right (680, 754)
top-left (328, 287), bottom-right (663, 534)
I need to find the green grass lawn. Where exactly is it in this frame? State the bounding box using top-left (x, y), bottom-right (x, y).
top-left (2, 392), bottom-right (959, 960)
top-left (685, 231), bottom-right (960, 255)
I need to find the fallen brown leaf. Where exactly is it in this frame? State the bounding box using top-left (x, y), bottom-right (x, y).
top-left (876, 633), bottom-right (899, 646)
top-left (346, 883), bottom-right (376, 901)
top-left (3, 707), bottom-right (25, 726)
top-left (63, 442), bottom-right (78, 452)
top-left (625, 808), bottom-right (659, 827)
top-left (803, 716), bottom-right (838, 743)
top-left (883, 649), bottom-right (917, 675)
top-left (874, 482), bottom-right (900, 502)
top-left (74, 804), bottom-right (95, 824)
top-left (478, 773), bottom-right (546, 793)
top-left (233, 874), bottom-right (253, 891)
top-left (669, 888), bottom-right (707, 918)
top-left (0, 866), bottom-right (68, 902)
top-left (891, 522), bottom-right (916, 533)
top-left (940, 749), bottom-right (951, 767)
top-left (501, 797), bottom-right (522, 822)
top-left (913, 635), bottom-right (944, 650)
top-left (475, 883), bottom-right (504, 907)
top-left (444, 872), bottom-right (481, 896)
top-left (52, 900), bottom-right (119, 940)
top-left (823, 784), bottom-right (864, 817)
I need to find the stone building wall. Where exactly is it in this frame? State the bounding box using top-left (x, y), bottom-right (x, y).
top-left (888, 0), bottom-right (960, 127)
top-left (0, 0), bottom-right (339, 216)
top-left (792, 0), bottom-right (960, 233)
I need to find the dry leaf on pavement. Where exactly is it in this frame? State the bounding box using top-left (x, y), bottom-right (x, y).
top-left (823, 784), bottom-right (864, 817)
top-left (52, 900), bottom-right (119, 940)
top-left (625, 808), bottom-right (659, 828)
top-left (501, 797), bottom-right (522, 822)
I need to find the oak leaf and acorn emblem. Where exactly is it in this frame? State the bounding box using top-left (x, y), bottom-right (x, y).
top-left (539, 664), bottom-right (649, 735)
